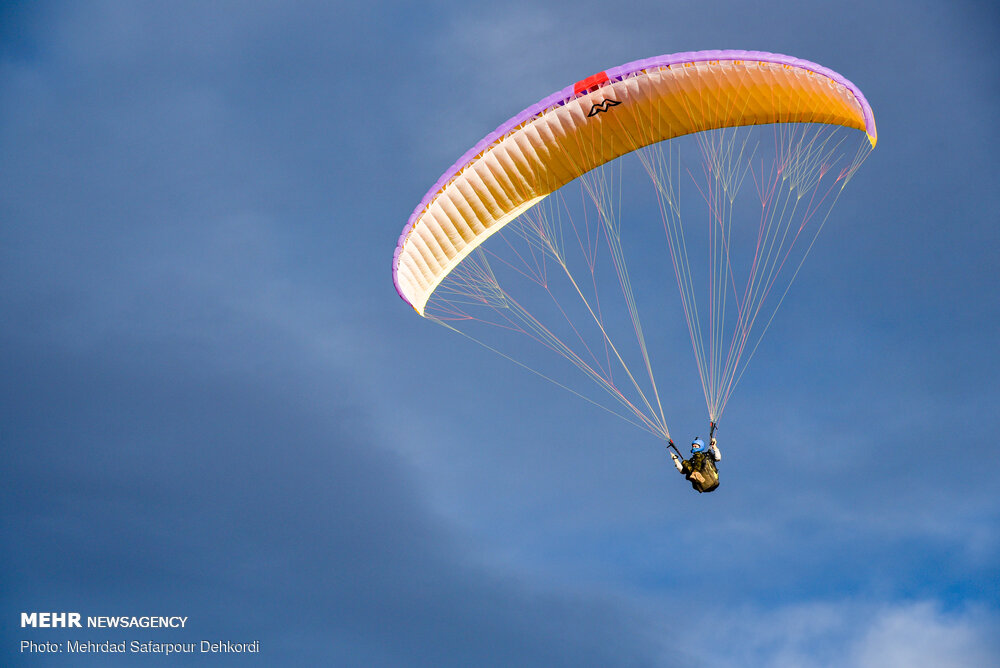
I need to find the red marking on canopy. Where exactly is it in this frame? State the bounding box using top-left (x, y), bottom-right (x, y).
top-left (574, 71), bottom-right (609, 95)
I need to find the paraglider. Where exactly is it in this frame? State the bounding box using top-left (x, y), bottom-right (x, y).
top-left (669, 424), bottom-right (722, 493)
top-left (392, 50), bottom-right (876, 486)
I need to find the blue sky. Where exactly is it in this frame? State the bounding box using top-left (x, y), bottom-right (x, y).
top-left (2, 1), bottom-right (998, 666)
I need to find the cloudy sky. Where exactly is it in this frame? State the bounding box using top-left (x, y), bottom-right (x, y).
top-left (2, 1), bottom-right (998, 666)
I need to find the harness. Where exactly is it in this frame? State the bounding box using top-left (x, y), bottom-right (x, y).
top-left (684, 452), bottom-right (719, 493)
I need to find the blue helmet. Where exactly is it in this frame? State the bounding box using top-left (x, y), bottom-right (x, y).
top-left (691, 438), bottom-right (704, 453)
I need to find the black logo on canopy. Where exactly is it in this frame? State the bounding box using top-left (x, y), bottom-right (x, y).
top-left (587, 99), bottom-right (621, 117)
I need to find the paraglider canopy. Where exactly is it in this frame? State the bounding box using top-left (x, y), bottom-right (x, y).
top-left (393, 50), bottom-right (876, 316)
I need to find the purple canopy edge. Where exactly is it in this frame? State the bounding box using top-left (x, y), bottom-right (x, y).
top-left (392, 49), bottom-right (876, 305)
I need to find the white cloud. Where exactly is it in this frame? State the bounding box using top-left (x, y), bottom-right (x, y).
top-left (697, 599), bottom-right (1000, 668)
top-left (850, 602), bottom-right (999, 668)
